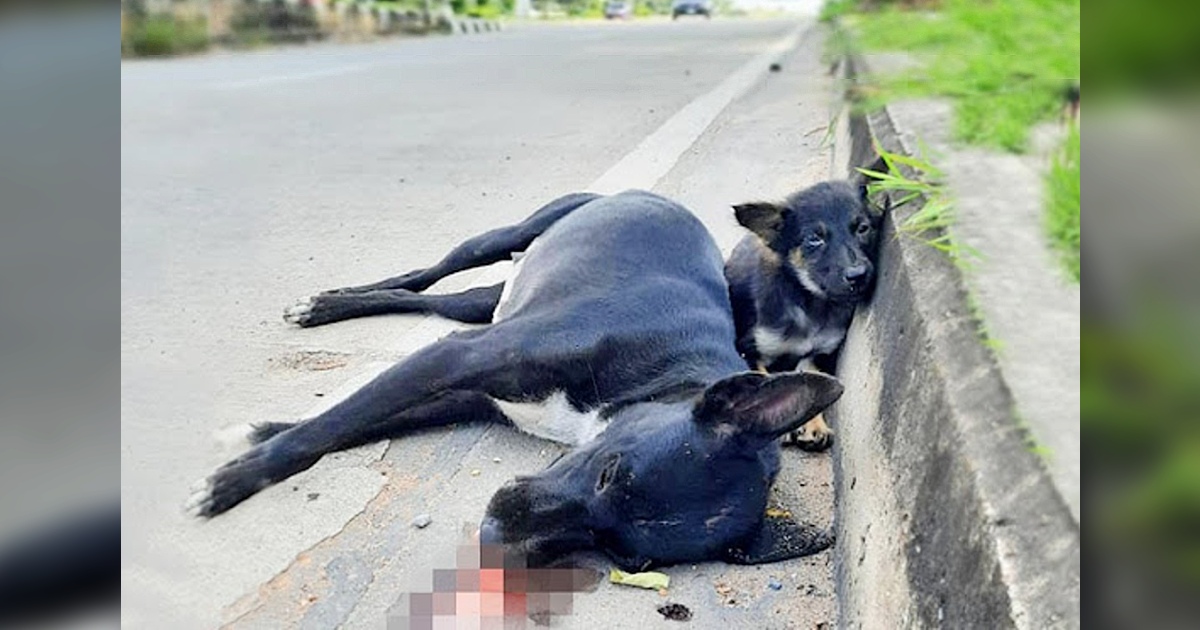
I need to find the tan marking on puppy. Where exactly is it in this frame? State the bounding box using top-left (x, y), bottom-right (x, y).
top-left (788, 247), bottom-right (827, 298)
top-left (754, 239), bottom-right (781, 271)
top-left (787, 247), bottom-right (806, 270)
top-left (786, 413), bottom-right (834, 452)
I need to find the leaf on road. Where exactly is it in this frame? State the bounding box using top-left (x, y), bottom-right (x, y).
top-left (609, 568), bottom-right (670, 590)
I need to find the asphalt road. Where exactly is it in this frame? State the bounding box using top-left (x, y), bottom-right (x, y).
top-left (122, 14), bottom-right (841, 629)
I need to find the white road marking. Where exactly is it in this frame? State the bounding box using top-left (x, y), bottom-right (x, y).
top-left (210, 64), bottom-right (376, 90)
top-left (589, 23), bottom-right (808, 194)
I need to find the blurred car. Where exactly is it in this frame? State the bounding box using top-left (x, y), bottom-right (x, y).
top-left (672, 0), bottom-right (712, 19)
top-left (604, 1), bottom-right (634, 19)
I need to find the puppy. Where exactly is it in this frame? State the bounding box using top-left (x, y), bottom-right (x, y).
top-left (725, 179), bottom-right (885, 450)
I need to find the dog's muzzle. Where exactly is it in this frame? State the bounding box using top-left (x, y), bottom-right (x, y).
top-left (479, 516), bottom-right (504, 546)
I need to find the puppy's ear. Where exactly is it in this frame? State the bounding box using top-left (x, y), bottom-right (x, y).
top-left (877, 192), bottom-right (893, 217)
top-left (733, 202), bottom-right (786, 244)
top-left (694, 371), bottom-right (844, 449)
top-left (853, 154), bottom-right (890, 217)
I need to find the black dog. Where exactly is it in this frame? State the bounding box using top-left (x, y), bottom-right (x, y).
top-left (188, 191), bottom-right (843, 571)
top-left (725, 178), bottom-right (885, 450)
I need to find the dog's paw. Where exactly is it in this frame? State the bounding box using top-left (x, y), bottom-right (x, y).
top-left (785, 413), bottom-right (834, 452)
top-left (183, 457), bottom-right (269, 519)
top-left (183, 477), bottom-right (216, 518)
top-left (283, 297), bottom-right (316, 327)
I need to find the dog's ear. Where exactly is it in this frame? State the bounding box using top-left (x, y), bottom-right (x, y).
top-left (733, 202), bottom-right (787, 243)
top-left (694, 371), bottom-right (844, 448)
top-left (853, 154), bottom-right (891, 218)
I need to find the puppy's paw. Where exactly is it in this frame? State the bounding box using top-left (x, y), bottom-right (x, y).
top-left (283, 297), bottom-right (315, 326)
top-left (785, 413), bottom-right (834, 452)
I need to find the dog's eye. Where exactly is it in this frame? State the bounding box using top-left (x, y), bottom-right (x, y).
top-left (804, 234), bottom-right (825, 248)
top-left (856, 222), bottom-right (871, 235)
top-left (596, 454), bottom-right (621, 492)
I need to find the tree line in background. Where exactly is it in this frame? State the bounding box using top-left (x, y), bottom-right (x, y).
top-left (121, 0), bottom-right (705, 55)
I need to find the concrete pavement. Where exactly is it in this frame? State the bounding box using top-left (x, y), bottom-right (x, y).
top-left (122, 16), bottom-right (841, 628)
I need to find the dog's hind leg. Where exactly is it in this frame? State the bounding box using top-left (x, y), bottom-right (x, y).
top-left (321, 192), bottom-right (601, 295)
top-left (186, 327), bottom-right (528, 518)
top-left (285, 283), bottom-right (503, 328)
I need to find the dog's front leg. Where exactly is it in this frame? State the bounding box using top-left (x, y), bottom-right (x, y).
top-left (786, 414), bottom-right (835, 452)
top-left (783, 358), bottom-right (835, 452)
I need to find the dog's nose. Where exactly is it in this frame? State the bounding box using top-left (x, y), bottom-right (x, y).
top-left (479, 516), bottom-right (503, 546)
top-left (845, 265), bottom-right (869, 286)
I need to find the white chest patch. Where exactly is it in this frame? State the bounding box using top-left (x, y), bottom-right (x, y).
top-left (491, 392), bottom-right (606, 446)
top-left (753, 326), bottom-right (847, 362)
top-left (810, 327), bottom-right (848, 355)
top-left (754, 327), bottom-right (813, 360)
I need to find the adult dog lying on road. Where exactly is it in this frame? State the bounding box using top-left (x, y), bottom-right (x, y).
top-left (187, 190), bottom-right (843, 571)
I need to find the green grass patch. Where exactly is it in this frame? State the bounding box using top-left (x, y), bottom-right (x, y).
top-left (819, 0), bottom-right (857, 23)
top-left (123, 14), bottom-right (210, 57)
top-left (856, 140), bottom-right (975, 261)
top-left (1046, 125), bottom-right (1080, 281)
top-left (859, 141), bottom-right (1003, 352)
top-left (840, 0), bottom-right (1080, 153)
top-left (1084, 304), bottom-right (1200, 587)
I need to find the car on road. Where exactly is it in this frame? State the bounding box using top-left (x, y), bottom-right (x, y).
top-left (604, 1), bottom-right (633, 19)
top-left (672, 0), bottom-right (712, 19)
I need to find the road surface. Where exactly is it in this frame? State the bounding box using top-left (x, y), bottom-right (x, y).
top-left (122, 15), bottom-right (841, 629)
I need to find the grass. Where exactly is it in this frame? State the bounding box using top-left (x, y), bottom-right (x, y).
top-left (855, 140), bottom-right (971, 260)
top-left (123, 14), bottom-right (210, 56)
top-left (1084, 305), bottom-right (1200, 587)
top-left (1046, 125), bottom-right (1081, 281)
top-left (832, 0), bottom-right (1081, 281)
top-left (838, 0), bottom-right (1080, 154)
top-left (859, 141), bottom-right (1013, 356)
top-left (1013, 411), bottom-right (1051, 461)
top-left (819, 0), bottom-right (857, 23)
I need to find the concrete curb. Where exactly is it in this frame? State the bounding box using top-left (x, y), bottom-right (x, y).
top-left (448, 17), bottom-right (504, 34)
top-left (828, 52), bottom-right (1081, 628)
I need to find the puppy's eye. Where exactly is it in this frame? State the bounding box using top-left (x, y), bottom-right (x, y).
top-left (856, 222), bottom-right (871, 235)
top-left (804, 234), bottom-right (825, 248)
top-left (596, 454), bottom-right (621, 492)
